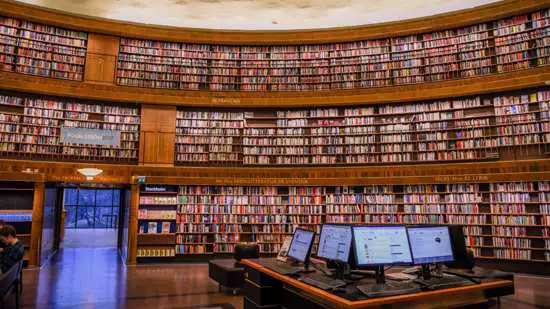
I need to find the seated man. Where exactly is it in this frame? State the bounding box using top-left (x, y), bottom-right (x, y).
top-left (0, 225), bottom-right (24, 273)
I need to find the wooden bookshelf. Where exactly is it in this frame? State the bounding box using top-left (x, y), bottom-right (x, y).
top-left (0, 16), bottom-right (87, 81)
top-left (137, 181), bottom-right (550, 264)
top-left (137, 185), bottom-right (178, 259)
top-left (116, 8), bottom-right (550, 92)
top-left (175, 87), bottom-right (549, 166)
top-left (0, 92), bottom-right (140, 162)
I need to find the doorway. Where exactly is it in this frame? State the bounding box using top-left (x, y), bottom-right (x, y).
top-left (62, 187), bottom-right (123, 249)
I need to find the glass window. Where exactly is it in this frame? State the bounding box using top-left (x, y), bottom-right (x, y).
top-left (113, 190), bottom-right (120, 206)
top-left (78, 190), bottom-right (95, 207)
top-left (64, 189), bottom-right (78, 206)
top-left (64, 206), bottom-right (77, 228)
top-left (95, 207), bottom-right (117, 228)
top-left (64, 188), bottom-right (122, 229)
top-left (96, 190), bottom-right (113, 206)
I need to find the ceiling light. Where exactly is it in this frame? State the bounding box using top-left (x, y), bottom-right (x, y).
top-left (77, 168), bottom-right (103, 180)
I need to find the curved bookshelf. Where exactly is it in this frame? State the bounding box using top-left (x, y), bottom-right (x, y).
top-left (115, 8), bottom-right (550, 92)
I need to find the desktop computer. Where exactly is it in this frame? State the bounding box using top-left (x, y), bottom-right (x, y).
top-left (407, 226), bottom-right (476, 289)
top-left (352, 225), bottom-right (421, 298)
top-left (299, 224), bottom-right (352, 290)
top-left (259, 228), bottom-right (316, 275)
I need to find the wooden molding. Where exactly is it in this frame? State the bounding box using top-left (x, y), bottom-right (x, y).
top-left (1, 67), bottom-right (550, 108)
top-left (0, 0), bottom-right (547, 44)
top-left (0, 158), bottom-right (548, 186)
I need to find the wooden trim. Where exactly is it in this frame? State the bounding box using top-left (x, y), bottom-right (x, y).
top-left (0, 158), bottom-right (548, 186)
top-left (29, 182), bottom-right (44, 267)
top-left (0, 0), bottom-right (547, 44)
top-left (127, 184), bottom-right (139, 265)
top-left (1, 67), bottom-right (550, 108)
top-left (241, 259), bottom-right (512, 309)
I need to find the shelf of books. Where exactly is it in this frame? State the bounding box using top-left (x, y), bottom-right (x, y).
top-left (175, 87), bottom-right (549, 166)
top-left (138, 182), bottom-right (550, 264)
top-left (117, 8), bottom-right (549, 92)
top-left (137, 185), bottom-right (178, 259)
top-left (0, 91), bottom-right (140, 162)
top-left (0, 16), bottom-right (87, 81)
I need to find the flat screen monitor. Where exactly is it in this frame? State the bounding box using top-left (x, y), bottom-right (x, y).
top-left (407, 226), bottom-right (454, 265)
top-left (352, 225), bottom-right (412, 266)
top-left (287, 228), bottom-right (316, 264)
top-left (317, 224), bottom-right (352, 263)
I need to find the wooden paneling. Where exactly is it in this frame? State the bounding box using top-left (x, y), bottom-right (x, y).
top-left (139, 132), bottom-right (176, 166)
top-left (84, 54), bottom-right (117, 84)
top-left (84, 33), bottom-right (119, 85)
top-left (0, 0), bottom-right (547, 45)
top-left (0, 158), bottom-right (549, 186)
top-left (2, 67), bottom-right (550, 108)
top-left (139, 105), bottom-right (176, 166)
top-left (128, 184), bottom-right (139, 265)
top-left (86, 33), bottom-right (119, 55)
top-left (29, 182), bottom-right (44, 267)
top-left (140, 105), bottom-right (176, 133)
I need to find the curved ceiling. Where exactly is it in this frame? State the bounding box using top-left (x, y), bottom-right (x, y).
top-left (15, 0), bottom-right (501, 30)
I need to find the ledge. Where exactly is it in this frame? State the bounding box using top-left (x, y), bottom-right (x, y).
top-left (2, 67), bottom-right (550, 107)
top-left (1, 158), bottom-right (548, 186)
top-left (0, 0), bottom-right (548, 44)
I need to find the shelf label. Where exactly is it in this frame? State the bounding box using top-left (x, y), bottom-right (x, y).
top-left (60, 127), bottom-right (120, 146)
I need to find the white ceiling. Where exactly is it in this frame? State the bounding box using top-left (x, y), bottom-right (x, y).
top-left (16, 0), bottom-right (502, 30)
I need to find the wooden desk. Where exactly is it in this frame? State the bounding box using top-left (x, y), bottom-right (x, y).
top-left (241, 259), bottom-right (514, 309)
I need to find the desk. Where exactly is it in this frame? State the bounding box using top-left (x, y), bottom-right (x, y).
top-left (241, 259), bottom-right (514, 309)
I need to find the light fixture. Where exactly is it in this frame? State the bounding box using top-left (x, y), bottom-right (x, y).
top-left (77, 168), bottom-right (103, 180)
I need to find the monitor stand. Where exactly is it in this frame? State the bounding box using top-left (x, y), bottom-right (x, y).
top-left (356, 266), bottom-right (420, 298)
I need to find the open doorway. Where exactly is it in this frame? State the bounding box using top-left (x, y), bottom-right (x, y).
top-left (61, 186), bottom-right (125, 249)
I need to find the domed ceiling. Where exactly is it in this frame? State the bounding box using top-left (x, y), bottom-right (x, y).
top-left (16, 0), bottom-right (501, 30)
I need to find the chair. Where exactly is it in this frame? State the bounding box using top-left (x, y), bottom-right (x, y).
top-left (0, 260), bottom-right (23, 309)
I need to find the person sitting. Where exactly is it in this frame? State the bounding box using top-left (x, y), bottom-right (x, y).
top-left (0, 225), bottom-right (24, 273)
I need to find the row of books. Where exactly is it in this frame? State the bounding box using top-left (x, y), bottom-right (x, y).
top-left (0, 16), bottom-right (87, 81)
top-left (175, 89), bottom-right (548, 165)
top-left (117, 9), bottom-right (550, 91)
top-left (0, 93), bottom-right (140, 161)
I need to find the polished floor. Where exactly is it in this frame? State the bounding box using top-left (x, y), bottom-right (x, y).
top-left (13, 230), bottom-right (550, 309)
top-left (63, 228), bottom-right (118, 248)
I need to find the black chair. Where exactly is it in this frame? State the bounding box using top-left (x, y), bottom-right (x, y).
top-left (0, 260), bottom-right (22, 309)
top-left (209, 243), bottom-right (260, 295)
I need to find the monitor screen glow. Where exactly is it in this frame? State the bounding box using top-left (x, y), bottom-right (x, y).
top-left (353, 225), bottom-right (412, 266)
top-left (287, 228), bottom-right (315, 263)
top-left (407, 226), bottom-right (455, 265)
top-left (317, 224), bottom-right (352, 263)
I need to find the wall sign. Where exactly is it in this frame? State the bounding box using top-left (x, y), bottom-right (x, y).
top-left (60, 127), bottom-right (120, 146)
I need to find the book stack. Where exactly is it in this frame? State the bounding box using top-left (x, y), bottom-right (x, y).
top-left (0, 16), bottom-right (87, 80)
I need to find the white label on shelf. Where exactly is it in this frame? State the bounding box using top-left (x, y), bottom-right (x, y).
top-left (60, 127), bottom-right (121, 146)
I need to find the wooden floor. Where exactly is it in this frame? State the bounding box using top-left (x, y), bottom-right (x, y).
top-left (13, 247), bottom-right (550, 309)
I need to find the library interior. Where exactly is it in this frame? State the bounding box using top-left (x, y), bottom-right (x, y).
top-left (0, 0), bottom-right (549, 308)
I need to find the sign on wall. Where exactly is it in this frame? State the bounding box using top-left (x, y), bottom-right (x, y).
top-left (60, 127), bottom-right (121, 146)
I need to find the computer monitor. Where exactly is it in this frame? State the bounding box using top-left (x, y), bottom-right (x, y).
top-left (446, 225), bottom-right (475, 270)
top-left (352, 225), bottom-right (412, 267)
top-left (317, 224), bottom-right (353, 264)
top-left (287, 228), bottom-right (316, 265)
top-left (407, 226), bottom-right (454, 265)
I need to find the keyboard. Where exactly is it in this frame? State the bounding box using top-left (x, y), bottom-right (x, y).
top-left (258, 260), bottom-right (303, 275)
top-left (357, 281), bottom-right (421, 298)
top-left (300, 273), bottom-right (346, 291)
top-left (414, 276), bottom-right (476, 290)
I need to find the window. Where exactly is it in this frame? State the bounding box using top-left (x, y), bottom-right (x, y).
top-left (64, 188), bottom-right (121, 229)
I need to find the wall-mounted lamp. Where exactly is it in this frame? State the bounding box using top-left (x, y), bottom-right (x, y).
top-left (77, 168), bottom-right (103, 180)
